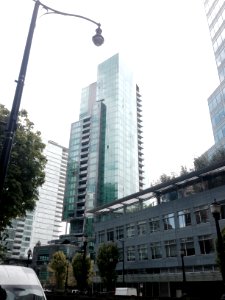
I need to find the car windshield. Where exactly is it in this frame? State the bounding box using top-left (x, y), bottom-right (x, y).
top-left (0, 285), bottom-right (46, 300)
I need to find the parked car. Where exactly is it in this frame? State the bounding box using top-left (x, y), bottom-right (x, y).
top-left (115, 287), bottom-right (137, 296)
top-left (0, 265), bottom-right (46, 299)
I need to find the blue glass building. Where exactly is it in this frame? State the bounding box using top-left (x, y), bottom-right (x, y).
top-left (63, 54), bottom-right (144, 238)
top-left (204, 0), bottom-right (225, 155)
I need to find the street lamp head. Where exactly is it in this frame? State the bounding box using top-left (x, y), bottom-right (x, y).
top-left (92, 26), bottom-right (104, 46)
top-left (27, 249), bottom-right (32, 257)
top-left (210, 199), bottom-right (221, 218)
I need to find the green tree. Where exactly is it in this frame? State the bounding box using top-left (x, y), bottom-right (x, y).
top-left (211, 148), bottom-right (225, 164)
top-left (0, 104), bottom-right (46, 232)
top-left (194, 147), bottom-right (225, 171)
top-left (72, 253), bottom-right (91, 291)
top-left (96, 242), bottom-right (119, 291)
top-left (194, 153), bottom-right (209, 170)
top-left (158, 173), bottom-right (176, 184)
top-left (67, 263), bottom-right (77, 289)
top-left (48, 251), bottom-right (67, 290)
top-left (180, 165), bottom-right (189, 176)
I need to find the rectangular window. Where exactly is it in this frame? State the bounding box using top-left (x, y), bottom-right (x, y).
top-left (107, 229), bottom-right (114, 241)
top-left (178, 210), bottom-right (191, 228)
top-left (151, 242), bottom-right (162, 259)
top-left (137, 221), bottom-right (147, 236)
top-left (149, 217), bottom-right (160, 233)
top-left (127, 246), bottom-right (136, 261)
top-left (137, 244), bottom-right (148, 260)
top-left (194, 206), bottom-right (209, 224)
top-left (126, 223), bottom-right (135, 238)
top-left (98, 231), bottom-right (105, 243)
top-left (180, 237), bottom-right (195, 256)
top-left (116, 226), bottom-right (124, 240)
top-left (165, 240), bottom-right (177, 257)
top-left (163, 213), bottom-right (175, 230)
top-left (118, 247), bottom-right (124, 262)
top-left (198, 235), bottom-right (214, 254)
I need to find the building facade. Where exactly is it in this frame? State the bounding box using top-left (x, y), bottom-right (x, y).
top-left (63, 54), bottom-right (144, 239)
top-left (6, 140), bottom-right (68, 258)
top-left (204, 0), bottom-right (225, 153)
top-left (31, 243), bottom-right (78, 286)
top-left (92, 161), bottom-right (225, 298)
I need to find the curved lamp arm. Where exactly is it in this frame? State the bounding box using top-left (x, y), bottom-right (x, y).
top-left (38, 0), bottom-right (101, 27)
top-left (37, 0), bottom-right (104, 46)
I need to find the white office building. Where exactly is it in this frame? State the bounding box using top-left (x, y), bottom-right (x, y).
top-left (7, 140), bottom-right (68, 258)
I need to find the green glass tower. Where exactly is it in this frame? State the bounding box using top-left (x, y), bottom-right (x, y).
top-left (63, 53), bottom-right (144, 237)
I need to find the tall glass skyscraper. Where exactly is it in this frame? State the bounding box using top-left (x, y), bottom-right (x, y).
top-left (6, 140), bottom-right (68, 258)
top-left (30, 141), bottom-right (68, 248)
top-left (63, 54), bottom-right (144, 238)
top-left (204, 0), bottom-right (225, 154)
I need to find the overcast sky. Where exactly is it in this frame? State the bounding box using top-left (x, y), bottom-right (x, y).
top-left (0, 0), bottom-right (219, 185)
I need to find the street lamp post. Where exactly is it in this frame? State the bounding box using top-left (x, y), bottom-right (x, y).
top-left (27, 249), bottom-right (32, 267)
top-left (210, 199), bottom-right (225, 295)
top-left (64, 259), bottom-right (69, 293)
top-left (82, 235), bottom-right (88, 292)
top-left (119, 240), bottom-right (125, 285)
top-left (180, 249), bottom-right (186, 296)
top-left (180, 249), bottom-right (187, 297)
top-left (0, 0), bottom-right (104, 201)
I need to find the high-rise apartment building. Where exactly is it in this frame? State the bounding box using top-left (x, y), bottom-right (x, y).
top-left (63, 53), bottom-right (144, 238)
top-left (204, 0), bottom-right (225, 155)
top-left (6, 140), bottom-right (68, 258)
